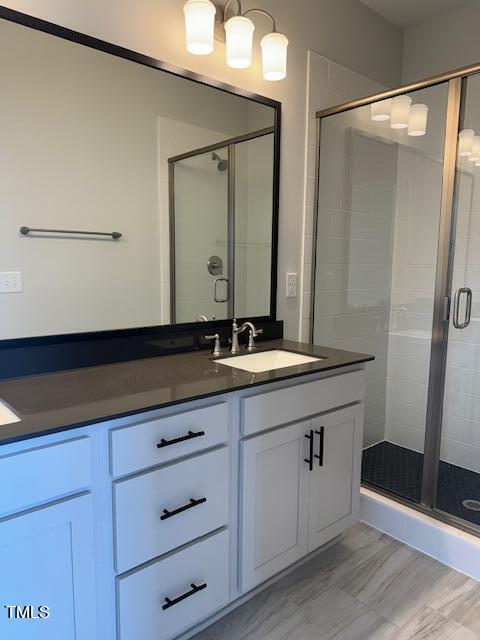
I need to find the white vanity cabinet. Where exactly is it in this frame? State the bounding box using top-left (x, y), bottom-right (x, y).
top-left (0, 438), bottom-right (97, 640)
top-left (239, 376), bottom-right (365, 592)
top-left (240, 421), bottom-right (311, 590)
top-left (307, 405), bottom-right (363, 552)
top-left (0, 365), bottom-right (367, 640)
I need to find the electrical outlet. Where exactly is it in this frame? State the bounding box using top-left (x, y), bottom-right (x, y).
top-left (0, 272), bottom-right (22, 293)
top-left (286, 272), bottom-right (297, 298)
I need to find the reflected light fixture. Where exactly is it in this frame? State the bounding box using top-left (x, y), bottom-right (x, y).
top-left (370, 98), bottom-right (392, 122)
top-left (469, 135), bottom-right (480, 162)
top-left (183, 0), bottom-right (288, 81)
top-left (390, 95), bottom-right (412, 129)
top-left (408, 103), bottom-right (428, 137)
top-left (458, 129), bottom-right (475, 156)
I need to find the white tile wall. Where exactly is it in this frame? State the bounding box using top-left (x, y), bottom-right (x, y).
top-left (303, 51), bottom-right (391, 447)
top-left (360, 487), bottom-right (480, 581)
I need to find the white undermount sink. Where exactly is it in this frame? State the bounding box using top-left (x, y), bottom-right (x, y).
top-left (0, 400), bottom-right (21, 426)
top-left (216, 349), bottom-right (323, 373)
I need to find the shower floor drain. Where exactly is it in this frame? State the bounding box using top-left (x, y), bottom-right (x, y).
top-left (462, 499), bottom-right (480, 511)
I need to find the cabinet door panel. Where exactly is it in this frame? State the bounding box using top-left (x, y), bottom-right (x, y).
top-left (240, 421), bottom-right (310, 592)
top-left (0, 495), bottom-right (97, 640)
top-left (308, 404), bottom-right (363, 552)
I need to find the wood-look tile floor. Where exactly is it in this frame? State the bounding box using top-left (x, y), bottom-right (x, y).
top-left (193, 524), bottom-right (480, 640)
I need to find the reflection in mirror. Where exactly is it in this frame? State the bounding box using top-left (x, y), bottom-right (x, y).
top-left (170, 130), bottom-right (274, 323)
top-left (0, 17), bottom-right (278, 340)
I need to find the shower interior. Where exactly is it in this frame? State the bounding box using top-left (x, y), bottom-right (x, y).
top-left (168, 129), bottom-right (274, 324)
top-left (313, 69), bottom-right (480, 532)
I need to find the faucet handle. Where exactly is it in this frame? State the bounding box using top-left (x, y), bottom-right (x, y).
top-left (246, 326), bottom-right (263, 352)
top-left (205, 334), bottom-right (222, 358)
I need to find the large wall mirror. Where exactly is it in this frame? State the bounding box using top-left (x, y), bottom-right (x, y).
top-left (0, 9), bottom-right (280, 341)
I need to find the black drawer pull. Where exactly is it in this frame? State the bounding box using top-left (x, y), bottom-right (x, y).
top-left (304, 429), bottom-right (314, 471)
top-left (157, 430), bottom-right (205, 449)
top-left (160, 497), bottom-right (207, 521)
top-left (315, 427), bottom-right (325, 467)
top-left (162, 582), bottom-right (207, 610)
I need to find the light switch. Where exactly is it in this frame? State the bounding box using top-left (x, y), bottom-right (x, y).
top-left (0, 272), bottom-right (22, 293)
top-left (286, 272), bottom-right (297, 298)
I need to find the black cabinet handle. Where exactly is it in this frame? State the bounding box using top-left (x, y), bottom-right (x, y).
top-left (315, 427), bottom-right (325, 467)
top-left (304, 429), bottom-right (314, 471)
top-left (160, 497), bottom-right (207, 521)
top-left (157, 430), bottom-right (205, 449)
top-left (162, 582), bottom-right (207, 610)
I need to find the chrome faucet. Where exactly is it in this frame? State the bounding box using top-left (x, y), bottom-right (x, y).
top-left (231, 319), bottom-right (263, 354)
top-left (205, 333), bottom-right (222, 357)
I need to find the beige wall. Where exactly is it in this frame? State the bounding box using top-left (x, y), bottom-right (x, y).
top-left (1, 0), bottom-right (403, 338)
top-left (403, 2), bottom-right (480, 83)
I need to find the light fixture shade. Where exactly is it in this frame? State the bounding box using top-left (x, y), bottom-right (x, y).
top-left (260, 32), bottom-right (288, 81)
top-left (458, 129), bottom-right (475, 156)
top-left (408, 103), bottom-right (428, 136)
top-left (225, 16), bottom-right (255, 69)
top-left (469, 135), bottom-right (480, 162)
top-left (183, 0), bottom-right (216, 55)
top-left (371, 98), bottom-right (392, 121)
top-left (391, 95), bottom-right (412, 129)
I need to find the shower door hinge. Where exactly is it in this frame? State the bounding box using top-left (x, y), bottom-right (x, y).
top-left (443, 296), bottom-right (450, 322)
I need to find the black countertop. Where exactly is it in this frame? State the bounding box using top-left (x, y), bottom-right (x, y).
top-left (0, 340), bottom-right (374, 445)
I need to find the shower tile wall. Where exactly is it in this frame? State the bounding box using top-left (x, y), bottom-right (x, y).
top-left (302, 52), bottom-right (387, 340)
top-left (384, 147), bottom-right (443, 455)
top-left (303, 52), bottom-right (390, 447)
top-left (313, 118), bottom-right (397, 448)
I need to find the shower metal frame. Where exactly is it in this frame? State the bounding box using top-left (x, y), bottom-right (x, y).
top-left (168, 126), bottom-right (275, 323)
top-left (313, 62), bottom-right (480, 537)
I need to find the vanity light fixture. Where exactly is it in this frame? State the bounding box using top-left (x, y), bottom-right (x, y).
top-left (183, 0), bottom-right (217, 55)
top-left (224, 14), bottom-right (255, 68)
top-left (183, 0), bottom-right (288, 81)
top-left (408, 103), bottom-right (428, 137)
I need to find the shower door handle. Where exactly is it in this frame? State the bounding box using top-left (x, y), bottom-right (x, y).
top-left (452, 287), bottom-right (472, 329)
top-left (214, 277), bottom-right (229, 303)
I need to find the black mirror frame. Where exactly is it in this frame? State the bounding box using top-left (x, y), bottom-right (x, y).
top-left (0, 4), bottom-right (280, 347)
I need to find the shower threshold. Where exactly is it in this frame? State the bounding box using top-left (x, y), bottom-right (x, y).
top-left (362, 441), bottom-right (480, 528)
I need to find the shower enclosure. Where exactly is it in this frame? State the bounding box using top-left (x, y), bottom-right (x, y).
top-left (169, 129), bottom-right (274, 324)
top-left (313, 63), bottom-right (480, 535)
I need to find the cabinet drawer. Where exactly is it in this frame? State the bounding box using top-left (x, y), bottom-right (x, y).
top-left (241, 370), bottom-right (365, 435)
top-left (111, 402), bottom-right (228, 477)
top-left (114, 447), bottom-right (229, 573)
top-left (118, 529), bottom-right (230, 640)
top-left (0, 437), bottom-right (92, 517)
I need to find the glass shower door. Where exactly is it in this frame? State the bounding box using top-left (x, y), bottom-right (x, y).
top-left (171, 148), bottom-right (230, 323)
top-left (313, 81), bottom-right (450, 506)
top-left (435, 74), bottom-right (480, 527)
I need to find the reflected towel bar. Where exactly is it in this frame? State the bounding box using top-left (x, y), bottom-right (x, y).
top-left (20, 226), bottom-right (122, 240)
